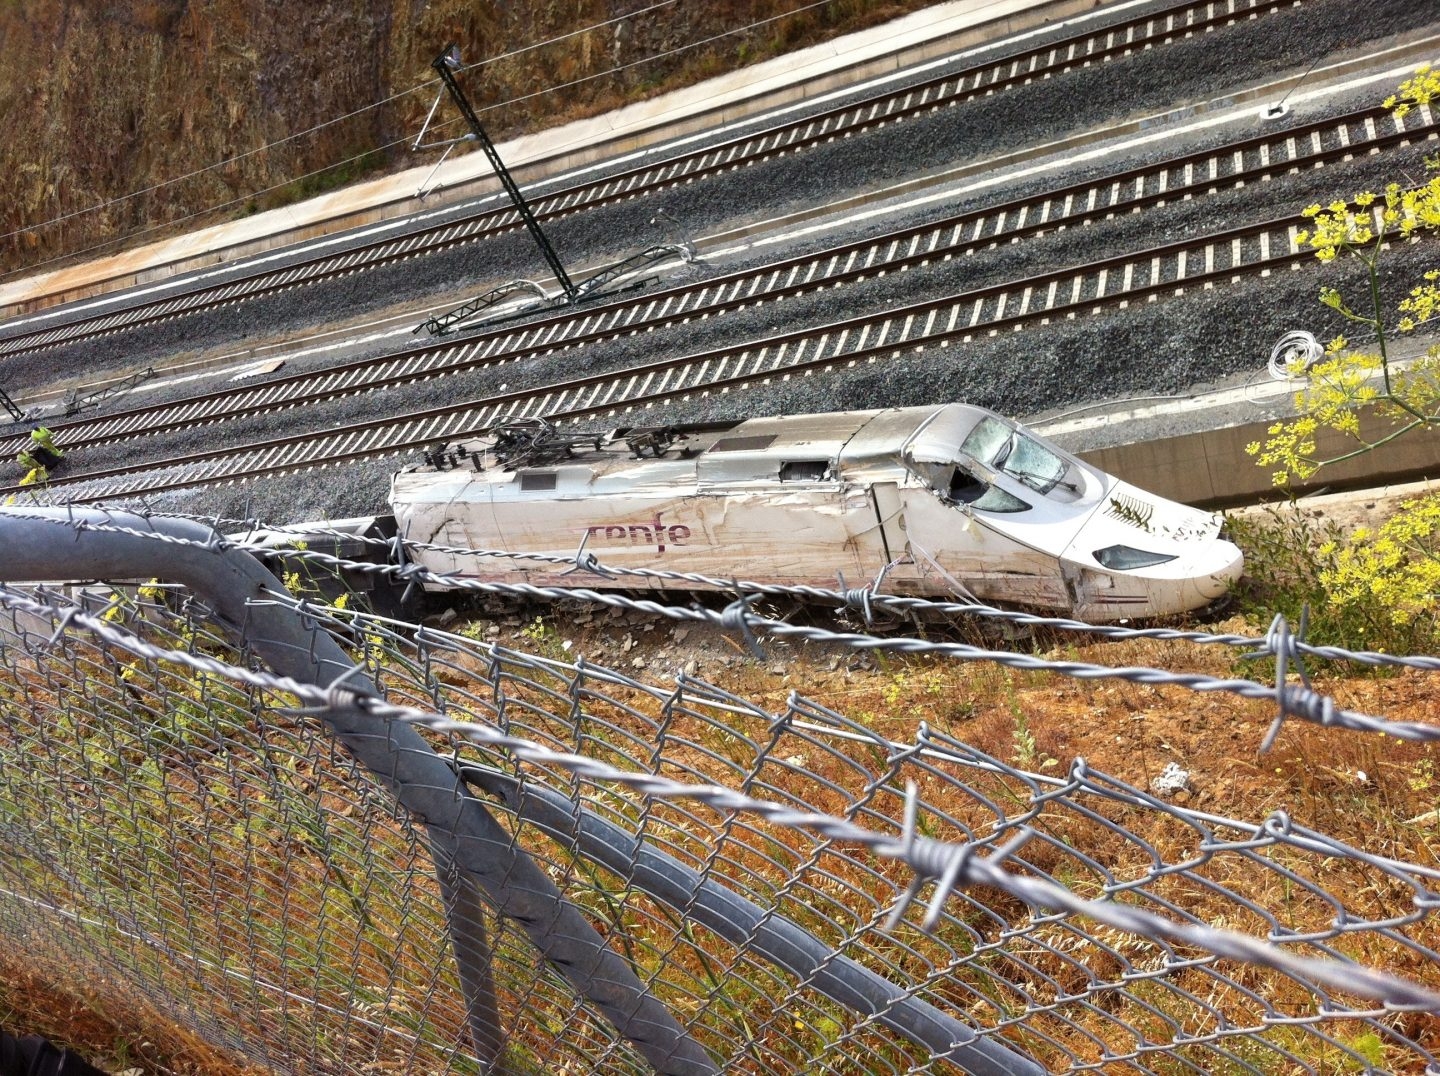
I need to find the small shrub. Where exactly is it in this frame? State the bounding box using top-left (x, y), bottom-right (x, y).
top-left (1241, 67), bottom-right (1440, 660)
top-left (518, 615), bottom-right (571, 660)
top-left (1224, 502), bottom-right (1439, 656)
top-left (1319, 493), bottom-right (1440, 634)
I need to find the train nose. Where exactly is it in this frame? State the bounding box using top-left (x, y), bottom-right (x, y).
top-left (1186, 538), bottom-right (1246, 603)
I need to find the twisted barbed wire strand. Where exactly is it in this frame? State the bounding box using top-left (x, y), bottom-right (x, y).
top-left (3, 584), bottom-right (1438, 1013)
top-left (6, 509), bottom-right (1440, 740)
top-left (43, 506), bottom-right (1440, 671)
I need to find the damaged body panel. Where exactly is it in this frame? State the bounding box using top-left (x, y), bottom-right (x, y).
top-left (390, 404), bottom-right (1244, 621)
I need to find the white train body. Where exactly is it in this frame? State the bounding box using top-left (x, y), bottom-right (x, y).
top-left (390, 404), bottom-right (1243, 621)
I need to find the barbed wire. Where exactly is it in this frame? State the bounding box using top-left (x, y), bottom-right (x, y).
top-left (253, 593), bottom-right (1440, 893)
top-left (4, 507), bottom-right (1440, 749)
top-left (164, 508), bottom-right (1440, 668)
top-left (2, 581), bottom-right (1438, 1016)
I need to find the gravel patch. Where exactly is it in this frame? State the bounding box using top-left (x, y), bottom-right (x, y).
top-left (10, 0), bottom-right (1439, 523)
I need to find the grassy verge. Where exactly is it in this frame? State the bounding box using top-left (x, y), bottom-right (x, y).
top-left (0, 949), bottom-right (260, 1075)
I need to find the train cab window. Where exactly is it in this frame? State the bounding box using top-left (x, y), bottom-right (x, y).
top-left (960, 417), bottom-right (1073, 496)
top-left (944, 465), bottom-right (1030, 513)
top-left (912, 460), bottom-right (1032, 514)
top-left (519, 472), bottom-right (558, 492)
top-left (967, 485), bottom-right (1030, 513)
top-left (948, 466), bottom-right (986, 502)
top-left (779, 460), bottom-right (829, 482)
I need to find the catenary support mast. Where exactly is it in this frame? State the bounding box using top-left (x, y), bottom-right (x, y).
top-left (431, 45), bottom-right (579, 302)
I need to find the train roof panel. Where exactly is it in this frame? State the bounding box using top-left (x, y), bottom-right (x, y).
top-left (693, 407), bottom-right (877, 484)
top-left (840, 405), bottom-right (954, 467)
top-left (395, 404), bottom-right (994, 497)
top-left (903, 403), bottom-right (993, 464)
top-left (711, 409), bottom-right (882, 454)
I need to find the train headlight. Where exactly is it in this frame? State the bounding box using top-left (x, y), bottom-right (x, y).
top-left (1094, 545), bottom-right (1178, 571)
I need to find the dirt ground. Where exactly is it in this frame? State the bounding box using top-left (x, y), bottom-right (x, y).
top-left (464, 589), bottom-right (1440, 837)
top-left (1235, 477), bottom-right (1440, 535)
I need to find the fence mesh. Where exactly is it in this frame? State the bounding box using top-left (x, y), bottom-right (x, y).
top-left (0, 586), bottom-right (478, 1073)
top-left (1, 510), bottom-right (1439, 1074)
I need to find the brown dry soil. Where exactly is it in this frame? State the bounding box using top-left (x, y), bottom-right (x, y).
top-left (476, 600), bottom-right (1440, 834)
top-left (9, 498), bottom-right (1440, 1067)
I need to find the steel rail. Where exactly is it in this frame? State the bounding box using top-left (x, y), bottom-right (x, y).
top-left (5, 101), bottom-right (1429, 464)
top-left (0, 0), bottom-right (1307, 360)
top-left (10, 206), bottom-right (1357, 503)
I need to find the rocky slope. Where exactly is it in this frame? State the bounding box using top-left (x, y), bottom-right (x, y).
top-left (0, 0), bottom-right (935, 273)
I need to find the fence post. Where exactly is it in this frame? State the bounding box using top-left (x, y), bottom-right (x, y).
top-left (0, 507), bottom-right (717, 1075)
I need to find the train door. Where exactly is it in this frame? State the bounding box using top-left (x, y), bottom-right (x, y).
top-left (868, 482), bottom-right (906, 566)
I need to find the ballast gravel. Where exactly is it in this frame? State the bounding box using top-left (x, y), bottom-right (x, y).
top-left (6, 0), bottom-right (1439, 522)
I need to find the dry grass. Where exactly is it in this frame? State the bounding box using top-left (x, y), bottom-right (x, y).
top-left (0, 950), bottom-right (262, 1076)
top-left (5, 594), bottom-right (1440, 1072)
top-left (710, 634), bottom-right (1440, 1069)
top-left (430, 615), bottom-right (1440, 1070)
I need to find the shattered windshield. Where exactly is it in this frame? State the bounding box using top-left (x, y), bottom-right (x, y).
top-left (960, 417), bottom-right (1068, 495)
top-left (906, 458), bottom-right (1031, 514)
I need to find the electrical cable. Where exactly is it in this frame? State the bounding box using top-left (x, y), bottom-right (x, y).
top-left (0, 0), bottom-right (841, 260)
top-left (1267, 329), bottom-right (1324, 380)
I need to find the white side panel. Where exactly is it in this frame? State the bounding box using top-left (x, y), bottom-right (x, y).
top-left (400, 483), bottom-right (892, 589)
top-left (900, 490), bottom-right (1071, 609)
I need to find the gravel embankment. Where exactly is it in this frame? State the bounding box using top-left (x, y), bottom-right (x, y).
top-left (8, 0), bottom-right (1438, 522)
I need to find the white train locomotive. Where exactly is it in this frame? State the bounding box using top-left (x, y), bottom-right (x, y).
top-left (388, 403), bottom-right (1243, 622)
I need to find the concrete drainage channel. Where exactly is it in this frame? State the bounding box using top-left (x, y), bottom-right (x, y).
top-left (1045, 383), bottom-right (1440, 510)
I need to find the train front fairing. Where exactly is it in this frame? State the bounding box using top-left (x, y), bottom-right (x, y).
top-left (898, 406), bottom-right (1243, 620)
top-left (389, 403), bottom-right (1243, 622)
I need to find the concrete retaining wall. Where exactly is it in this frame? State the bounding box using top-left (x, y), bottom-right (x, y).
top-left (1082, 407), bottom-right (1440, 507)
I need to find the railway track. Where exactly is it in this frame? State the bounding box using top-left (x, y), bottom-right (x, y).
top-left (14, 193), bottom-right (1424, 503)
top-left (5, 99), bottom-right (1433, 468)
top-left (0, 0), bottom-right (1309, 359)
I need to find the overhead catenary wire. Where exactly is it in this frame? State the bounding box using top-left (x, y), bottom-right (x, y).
top-left (0, 0), bottom-right (845, 266)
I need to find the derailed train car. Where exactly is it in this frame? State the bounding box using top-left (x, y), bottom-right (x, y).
top-left (389, 403), bottom-right (1243, 622)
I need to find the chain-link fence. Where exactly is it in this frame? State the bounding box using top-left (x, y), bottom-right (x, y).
top-left (1, 506), bottom-right (1438, 1074)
